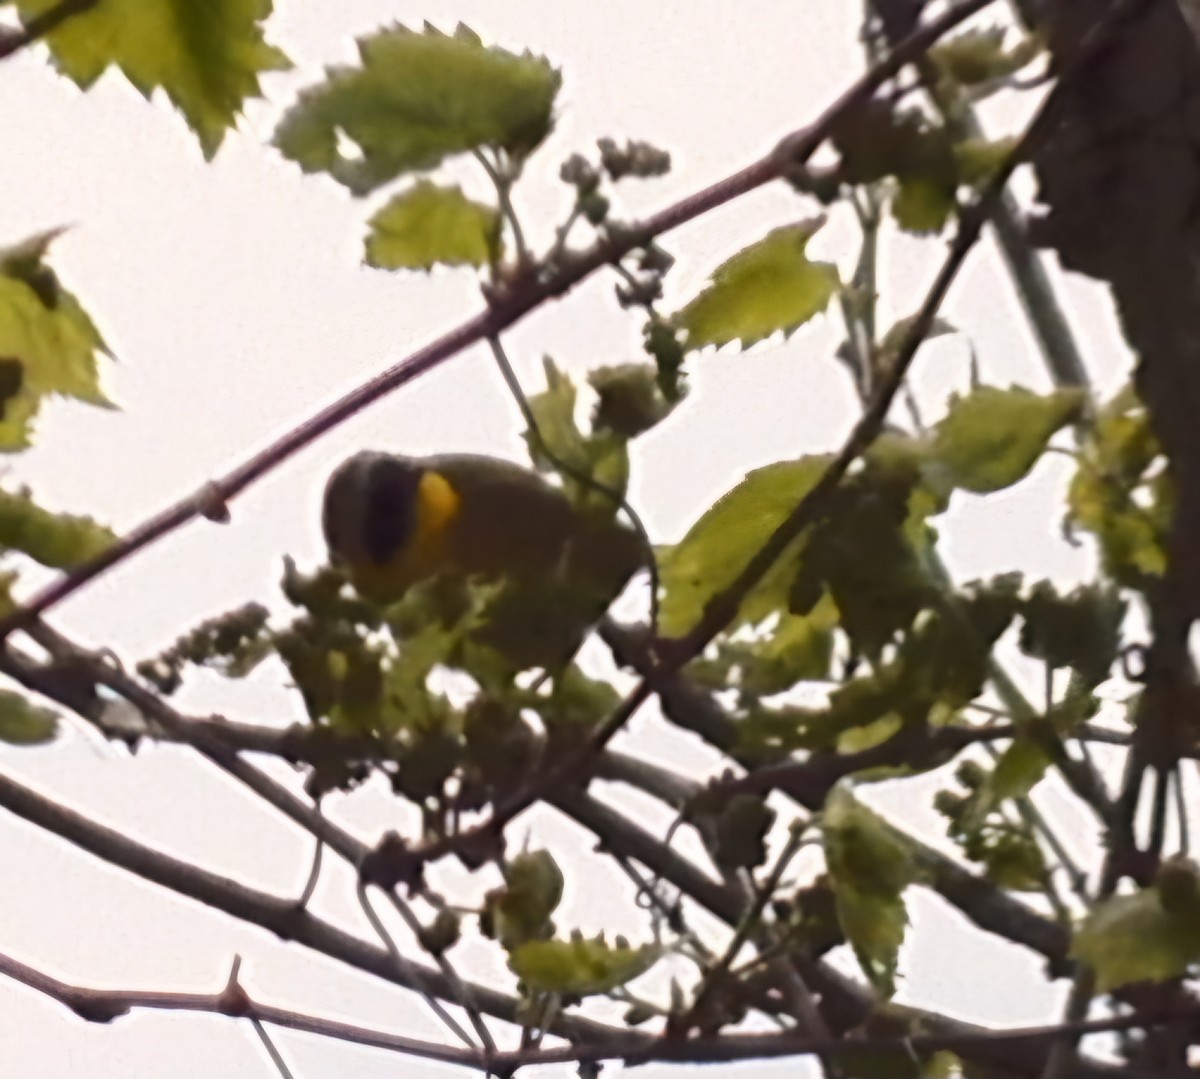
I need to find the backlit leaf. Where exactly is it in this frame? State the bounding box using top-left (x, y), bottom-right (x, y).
top-left (509, 934), bottom-right (660, 995)
top-left (274, 23), bottom-right (559, 194)
top-left (7, 0), bottom-right (289, 158)
top-left (1073, 886), bottom-right (1200, 991)
top-left (1067, 387), bottom-right (1168, 590)
top-left (523, 358), bottom-right (630, 513)
top-left (1019, 582), bottom-right (1125, 687)
top-left (482, 849), bottom-right (563, 950)
top-left (930, 26), bottom-right (1042, 87)
top-left (0, 230), bottom-right (112, 450)
top-left (893, 176), bottom-right (955, 235)
top-left (0, 487), bottom-right (115, 568)
top-left (822, 785), bottom-right (914, 997)
top-left (932, 385), bottom-right (1085, 494)
top-left (659, 456), bottom-right (832, 636)
top-left (674, 221), bottom-right (838, 350)
top-left (588, 363), bottom-right (678, 439)
top-left (366, 181), bottom-right (500, 271)
top-left (0, 690), bottom-right (57, 745)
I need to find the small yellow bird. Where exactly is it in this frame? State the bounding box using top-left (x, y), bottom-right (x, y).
top-left (322, 451), bottom-right (643, 666)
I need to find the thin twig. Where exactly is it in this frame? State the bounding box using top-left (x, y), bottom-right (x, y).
top-left (6, 625), bottom-right (498, 1053)
top-left (473, 148), bottom-right (530, 266)
top-left (0, 765), bottom-right (622, 1044)
top-left (354, 880), bottom-right (479, 1053)
top-left (250, 1019), bottom-right (296, 1079)
top-left (296, 837), bottom-right (324, 910)
top-left (0, 946), bottom-right (1188, 1075)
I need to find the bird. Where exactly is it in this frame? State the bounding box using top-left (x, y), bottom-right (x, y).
top-left (321, 451), bottom-right (644, 668)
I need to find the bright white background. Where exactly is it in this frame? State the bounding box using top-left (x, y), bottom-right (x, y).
top-left (0, 2), bottom-right (1137, 1075)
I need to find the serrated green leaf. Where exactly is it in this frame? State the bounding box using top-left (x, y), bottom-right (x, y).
top-left (932, 385), bottom-right (1085, 494)
top-left (789, 465), bottom-right (936, 659)
top-left (483, 850), bottom-right (564, 950)
top-left (274, 23), bottom-right (559, 194)
top-left (0, 231), bottom-right (112, 450)
top-left (538, 666), bottom-right (620, 727)
top-left (691, 598), bottom-right (836, 697)
top-left (0, 487), bottom-right (115, 568)
top-left (509, 935), bottom-right (660, 995)
top-left (674, 221), bottom-right (839, 350)
top-left (954, 136), bottom-right (1020, 186)
top-left (893, 176), bottom-right (955, 235)
top-left (365, 181), bottom-right (500, 271)
top-left (0, 689), bottom-right (58, 745)
top-left (822, 786), bottom-right (913, 997)
top-left (8, 0), bottom-right (289, 158)
top-left (659, 456), bottom-right (832, 636)
top-left (1073, 887), bottom-right (1200, 991)
top-left (713, 793), bottom-right (775, 871)
top-left (588, 363), bottom-right (678, 439)
top-left (524, 358), bottom-right (630, 514)
top-left (961, 738), bottom-right (1051, 831)
top-left (1068, 388), bottom-right (1168, 590)
top-left (831, 102), bottom-right (955, 189)
top-left (930, 25), bottom-right (1042, 86)
top-left (1019, 582), bottom-right (1125, 687)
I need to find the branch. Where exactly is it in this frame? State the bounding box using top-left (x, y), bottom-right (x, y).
top-left (869, 0), bottom-right (1091, 392)
top-left (0, 0), bottom-right (99, 61)
top-left (0, 0), bottom-right (996, 643)
top-left (0, 763), bottom-right (629, 1048)
top-left (3, 945), bottom-right (1188, 1075)
top-left (0, 627), bottom-right (496, 1050)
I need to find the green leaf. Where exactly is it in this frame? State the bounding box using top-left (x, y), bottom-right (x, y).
top-left (0, 689), bottom-right (57, 745)
top-left (1072, 886), bottom-right (1200, 991)
top-left (524, 358), bottom-right (630, 513)
top-left (274, 23), bottom-right (559, 194)
top-left (893, 176), bottom-right (955, 235)
top-left (588, 363), bottom-right (678, 439)
top-left (0, 230), bottom-right (112, 450)
top-left (690, 598), bottom-right (836, 697)
top-left (1019, 582), bottom-right (1125, 687)
top-left (674, 220), bottom-right (839, 350)
top-left (658, 456), bottom-right (832, 636)
top-left (0, 487), bottom-right (115, 568)
top-left (509, 934), bottom-right (660, 996)
top-left (482, 849), bottom-right (564, 950)
top-left (1067, 388), bottom-right (1168, 590)
top-left (931, 385), bottom-right (1085, 494)
top-left (930, 25), bottom-right (1042, 86)
top-left (822, 786), bottom-right (913, 996)
top-left (538, 666), bottom-right (620, 727)
top-left (8, 0), bottom-right (289, 158)
top-left (788, 464), bottom-right (936, 659)
top-left (365, 181), bottom-right (500, 271)
top-left (954, 136), bottom-right (1021, 186)
top-left (713, 793), bottom-right (776, 871)
top-left (831, 102), bottom-right (954, 188)
top-left (960, 738), bottom-right (1051, 831)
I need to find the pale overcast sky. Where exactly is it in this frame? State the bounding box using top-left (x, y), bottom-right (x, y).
top-left (0, 2), bottom-right (1137, 1076)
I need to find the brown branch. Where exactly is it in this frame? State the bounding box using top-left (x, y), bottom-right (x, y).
top-left (3, 944), bottom-right (1188, 1075)
top-left (0, 0), bottom-right (99, 60)
top-left (0, 762), bottom-right (628, 1047)
top-left (0, 627), bottom-right (497, 1051)
top-left (0, 0), bottom-right (996, 644)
